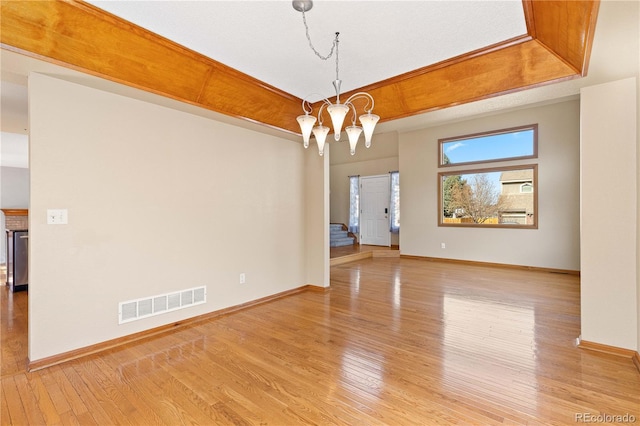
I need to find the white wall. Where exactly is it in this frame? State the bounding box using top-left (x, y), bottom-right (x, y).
top-left (305, 144), bottom-right (330, 287)
top-left (1, 166), bottom-right (29, 208)
top-left (1, 166), bottom-right (29, 263)
top-left (580, 77), bottom-right (638, 350)
top-left (399, 99), bottom-right (581, 271)
top-left (28, 73), bottom-right (319, 361)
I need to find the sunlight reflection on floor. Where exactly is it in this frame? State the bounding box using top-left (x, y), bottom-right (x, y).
top-left (443, 294), bottom-right (538, 412)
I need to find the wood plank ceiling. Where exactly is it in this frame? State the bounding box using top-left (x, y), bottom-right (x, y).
top-left (0, 0), bottom-right (599, 136)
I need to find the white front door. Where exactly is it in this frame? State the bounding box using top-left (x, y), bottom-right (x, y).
top-left (360, 175), bottom-right (391, 246)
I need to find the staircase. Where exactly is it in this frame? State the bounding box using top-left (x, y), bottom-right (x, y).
top-left (330, 223), bottom-right (356, 247)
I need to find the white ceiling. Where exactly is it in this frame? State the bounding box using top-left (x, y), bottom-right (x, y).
top-left (1, 1), bottom-right (638, 168)
top-left (87, 0), bottom-right (528, 101)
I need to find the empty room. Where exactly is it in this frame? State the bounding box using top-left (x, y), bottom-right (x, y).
top-left (1, 0), bottom-right (639, 424)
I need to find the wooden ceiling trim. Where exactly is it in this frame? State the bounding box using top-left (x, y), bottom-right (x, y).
top-left (0, 0), bottom-right (302, 133)
top-left (528, 0), bottom-right (600, 76)
top-left (579, 1), bottom-right (600, 77)
top-left (311, 0), bottom-right (598, 125)
top-left (0, 1), bottom-right (208, 100)
top-left (337, 34), bottom-right (533, 95)
top-left (199, 62), bottom-right (303, 132)
top-left (0, 0), bottom-right (599, 135)
top-left (522, 0), bottom-right (537, 38)
top-left (332, 40), bottom-right (578, 123)
top-left (311, 35), bottom-right (533, 119)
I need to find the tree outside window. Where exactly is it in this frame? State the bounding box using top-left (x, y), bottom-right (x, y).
top-left (438, 125), bottom-right (538, 229)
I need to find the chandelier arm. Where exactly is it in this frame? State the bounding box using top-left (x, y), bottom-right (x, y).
top-left (301, 94), bottom-right (333, 111)
top-left (316, 102), bottom-right (328, 125)
top-left (347, 102), bottom-right (358, 126)
top-left (344, 92), bottom-right (375, 113)
top-left (319, 98), bottom-right (334, 107)
top-left (301, 99), bottom-right (314, 115)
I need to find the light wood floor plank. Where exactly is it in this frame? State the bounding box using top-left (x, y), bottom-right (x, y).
top-left (2, 257), bottom-right (639, 424)
top-left (1, 376), bottom-right (28, 425)
top-left (38, 368), bottom-right (72, 416)
top-left (0, 289), bottom-right (28, 379)
top-left (15, 372), bottom-right (57, 425)
top-left (57, 410), bottom-right (82, 426)
top-left (58, 362), bottom-right (120, 425)
top-left (0, 384), bottom-right (11, 425)
top-left (44, 365), bottom-right (88, 419)
top-left (105, 348), bottom-right (202, 426)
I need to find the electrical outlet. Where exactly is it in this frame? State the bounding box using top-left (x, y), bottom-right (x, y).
top-left (441, 242), bottom-right (446, 249)
top-left (239, 273), bottom-right (246, 284)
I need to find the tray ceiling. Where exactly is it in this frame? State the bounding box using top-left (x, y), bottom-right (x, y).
top-left (0, 0), bottom-right (604, 137)
top-left (86, 1), bottom-right (528, 102)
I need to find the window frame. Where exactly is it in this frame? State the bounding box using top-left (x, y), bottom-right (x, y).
top-left (438, 124), bottom-right (538, 168)
top-left (438, 164), bottom-right (538, 229)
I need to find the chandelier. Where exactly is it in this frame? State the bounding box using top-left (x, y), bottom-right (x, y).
top-left (293, 0), bottom-right (380, 156)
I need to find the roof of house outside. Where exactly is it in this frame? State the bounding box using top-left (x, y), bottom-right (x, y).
top-left (500, 169), bottom-right (533, 182)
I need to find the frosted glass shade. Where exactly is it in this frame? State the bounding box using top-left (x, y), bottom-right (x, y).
top-left (345, 126), bottom-right (362, 156)
top-left (297, 114), bottom-right (317, 149)
top-left (327, 104), bottom-right (349, 141)
top-left (312, 125), bottom-right (330, 156)
top-left (359, 112), bottom-right (380, 148)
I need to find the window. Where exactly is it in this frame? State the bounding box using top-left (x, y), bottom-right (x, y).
top-left (390, 171), bottom-right (400, 233)
top-left (520, 183), bottom-right (533, 193)
top-left (439, 124), bottom-right (537, 167)
top-left (437, 124), bottom-right (539, 229)
top-left (438, 165), bottom-right (537, 228)
top-left (348, 175), bottom-right (359, 234)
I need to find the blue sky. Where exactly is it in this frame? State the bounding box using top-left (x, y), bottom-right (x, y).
top-left (442, 129), bottom-right (535, 192)
top-left (443, 129), bottom-right (534, 164)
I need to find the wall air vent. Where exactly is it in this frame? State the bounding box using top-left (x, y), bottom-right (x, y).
top-left (118, 286), bottom-right (207, 324)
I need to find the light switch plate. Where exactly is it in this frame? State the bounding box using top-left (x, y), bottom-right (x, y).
top-left (47, 209), bottom-right (68, 225)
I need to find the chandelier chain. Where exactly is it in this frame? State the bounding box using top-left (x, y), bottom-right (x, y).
top-left (301, 10), bottom-right (340, 81)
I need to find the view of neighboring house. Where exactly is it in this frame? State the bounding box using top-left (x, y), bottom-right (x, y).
top-left (498, 169), bottom-right (534, 225)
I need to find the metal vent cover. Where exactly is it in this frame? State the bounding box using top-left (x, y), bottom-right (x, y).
top-left (118, 286), bottom-right (207, 324)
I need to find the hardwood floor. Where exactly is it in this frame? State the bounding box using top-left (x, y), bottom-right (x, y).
top-left (329, 244), bottom-right (398, 259)
top-left (2, 258), bottom-right (639, 425)
top-left (1, 287), bottom-right (27, 378)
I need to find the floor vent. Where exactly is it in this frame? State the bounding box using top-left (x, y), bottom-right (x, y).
top-left (118, 286), bottom-right (207, 324)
